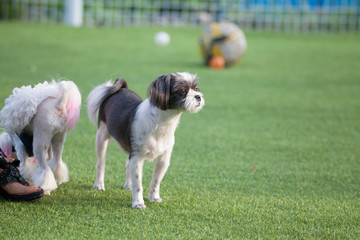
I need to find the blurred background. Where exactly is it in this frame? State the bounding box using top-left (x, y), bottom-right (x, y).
top-left (1, 1), bottom-right (359, 238)
top-left (1, 0), bottom-right (359, 33)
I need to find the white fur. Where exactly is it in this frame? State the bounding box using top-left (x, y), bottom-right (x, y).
top-left (48, 158), bottom-right (69, 185)
top-left (0, 81), bottom-right (58, 134)
top-left (20, 157), bottom-right (38, 180)
top-left (177, 72), bottom-right (197, 82)
top-left (184, 89), bottom-right (205, 113)
top-left (87, 81), bottom-right (113, 125)
top-left (32, 166), bottom-right (57, 195)
top-left (93, 121), bottom-right (110, 191)
top-left (0, 80), bottom-right (81, 194)
top-left (0, 132), bottom-right (13, 157)
top-left (132, 99), bottom-right (180, 160)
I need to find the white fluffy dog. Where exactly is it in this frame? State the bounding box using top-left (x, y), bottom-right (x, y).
top-left (0, 80), bottom-right (81, 195)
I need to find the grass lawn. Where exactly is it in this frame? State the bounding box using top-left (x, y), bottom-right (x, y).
top-left (0, 22), bottom-right (359, 239)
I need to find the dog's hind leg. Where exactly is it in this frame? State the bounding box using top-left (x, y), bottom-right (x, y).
top-left (93, 121), bottom-right (111, 191)
top-left (48, 132), bottom-right (69, 185)
top-left (32, 133), bottom-right (57, 195)
top-left (123, 157), bottom-right (131, 189)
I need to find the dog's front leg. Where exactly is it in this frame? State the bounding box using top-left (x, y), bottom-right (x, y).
top-left (149, 150), bottom-right (171, 203)
top-left (129, 156), bottom-right (146, 209)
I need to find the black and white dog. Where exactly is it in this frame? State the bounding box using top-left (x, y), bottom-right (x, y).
top-left (87, 72), bottom-right (205, 208)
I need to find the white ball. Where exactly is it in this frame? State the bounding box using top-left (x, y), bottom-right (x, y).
top-left (154, 31), bottom-right (170, 46)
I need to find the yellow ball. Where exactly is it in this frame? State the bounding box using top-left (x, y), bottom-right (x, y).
top-left (199, 21), bottom-right (247, 67)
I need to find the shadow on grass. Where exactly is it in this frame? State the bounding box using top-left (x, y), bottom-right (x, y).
top-left (38, 184), bottom-right (134, 209)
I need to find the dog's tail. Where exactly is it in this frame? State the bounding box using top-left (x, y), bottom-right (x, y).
top-left (0, 131), bottom-right (13, 157)
top-left (56, 81), bottom-right (82, 131)
top-left (87, 79), bottom-right (128, 125)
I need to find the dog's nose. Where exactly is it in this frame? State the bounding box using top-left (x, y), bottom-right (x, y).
top-left (195, 95), bottom-right (201, 102)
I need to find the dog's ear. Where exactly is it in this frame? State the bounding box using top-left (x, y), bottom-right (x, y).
top-left (148, 74), bottom-right (173, 110)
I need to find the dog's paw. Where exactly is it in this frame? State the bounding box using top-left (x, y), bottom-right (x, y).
top-left (20, 158), bottom-right (37, 180)
top-left (32, 167), bottom-right (57, 194)
top-left (48, 160), bottom-right (69, 185)
top-left (43, 190), bottom-right (51, 196)
top-left (93, 185), bottom-right (106, 191)
top-left (148, 191), bottom-right (162, 203)
top-left (53, 161), bottom-right (69, 185)
top-left (149, 197), bottom-right (163, 203)
top-left (132, 203), bottom-right (146, 209)
top-left (123, 182), bottom-right (131, 190)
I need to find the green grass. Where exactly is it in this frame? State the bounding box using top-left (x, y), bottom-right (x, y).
top-left (0, 22), bottom-right (359, 239)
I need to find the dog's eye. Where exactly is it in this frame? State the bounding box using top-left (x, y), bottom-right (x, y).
top-left (194, 87), bottom-right (199, 92)
top-left (180, 88), bottom-right (187, 95)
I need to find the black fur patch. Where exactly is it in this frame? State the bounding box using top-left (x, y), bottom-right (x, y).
top-left (148, 74), bottom-right (172, 110)
top-left (99, 82), bottom-right (142, 154)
